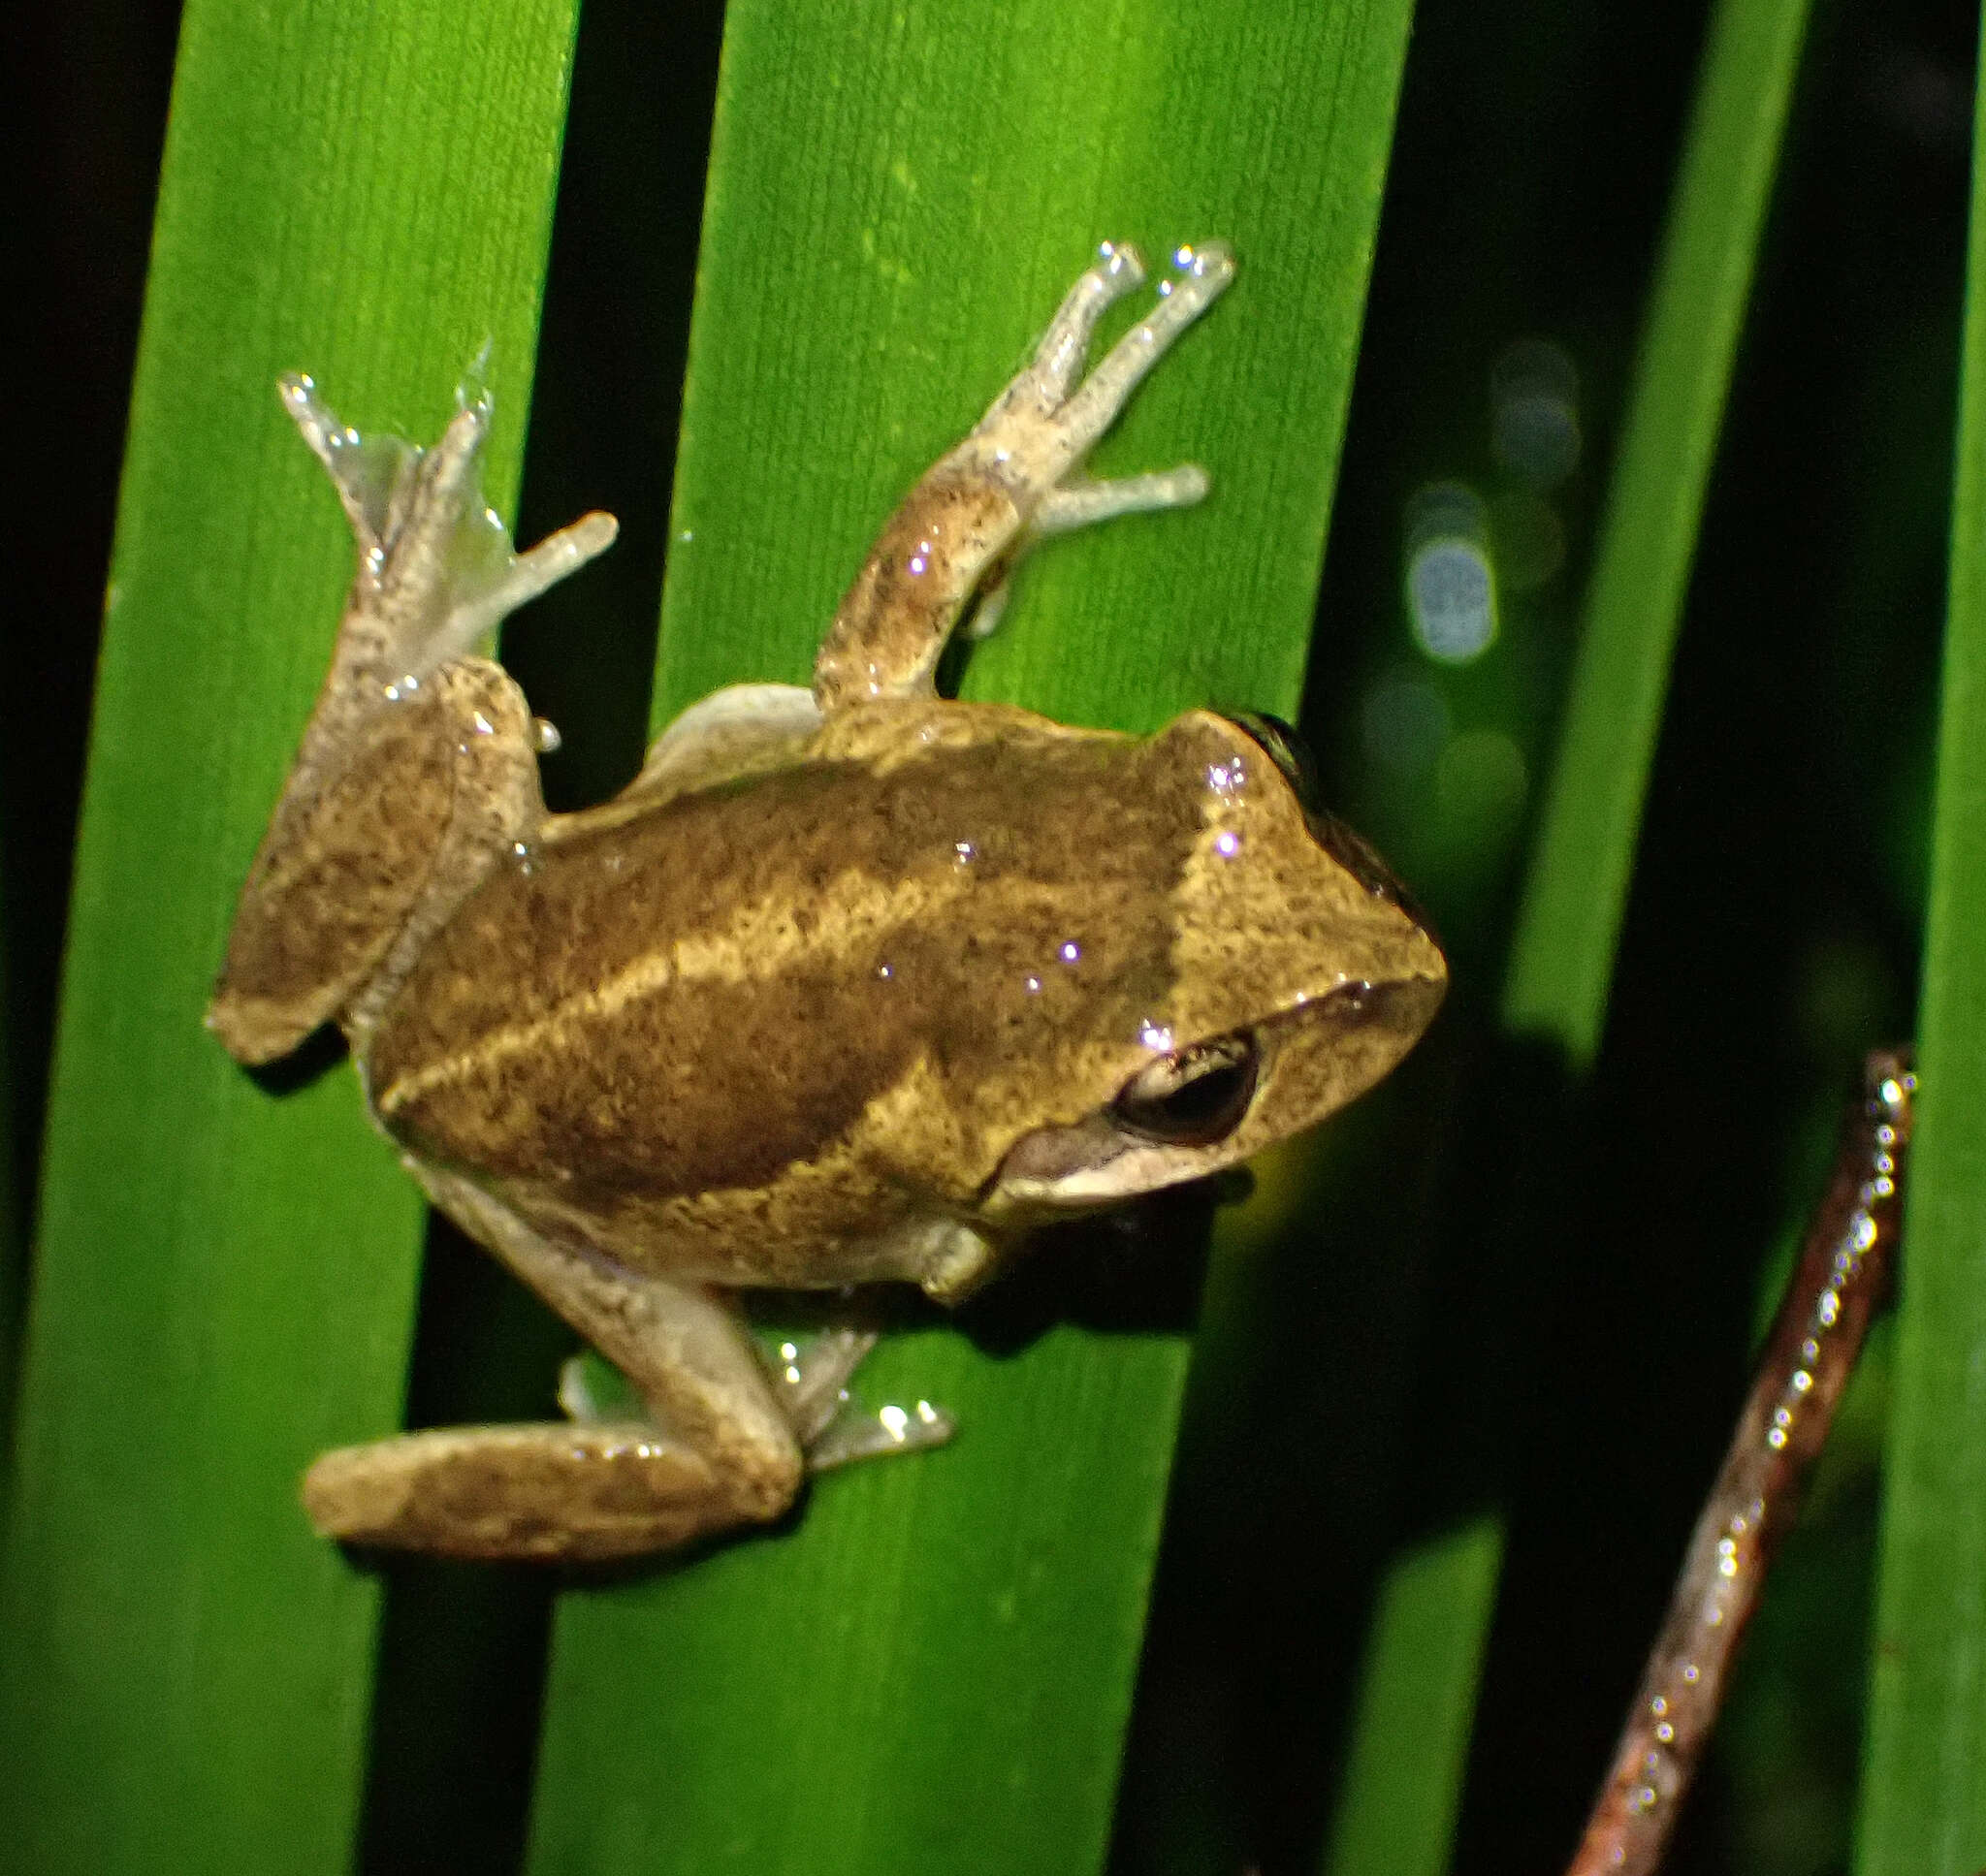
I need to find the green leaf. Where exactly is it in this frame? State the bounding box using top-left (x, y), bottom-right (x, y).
top-left (1323, 1), bottom-right (1815, 1869)
top-left (1854, 19), bottom-right (1986, 1870)
top-left (524, 3), bottom-right (1415, 1872)
top-left (0, 3), bottom-right (579, 1870)
top-left (1502, 0), bottom-right (1815, 1066)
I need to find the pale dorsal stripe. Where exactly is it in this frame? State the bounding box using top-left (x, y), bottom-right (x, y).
top-left (375, 865), bottom-right (995, 1119)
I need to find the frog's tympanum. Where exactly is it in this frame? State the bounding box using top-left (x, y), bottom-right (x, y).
top-left (210, 241), bottom-right (1447, 1562)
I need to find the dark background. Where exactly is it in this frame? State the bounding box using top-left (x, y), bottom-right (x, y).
top-left (10, 2), bottom-right (1976, 1872)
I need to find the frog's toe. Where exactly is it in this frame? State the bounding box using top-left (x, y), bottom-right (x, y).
top-left (770, 1325), bottom-right (881, 1443)
top-left (1017, 238), bottom-right (1148, 407)
top-left (805, 1395), bottom-right (954, 1472)
top-left (277, 370), bottom-right (617, 688)
top-left (1033, 463), bottom-right (1211, 534)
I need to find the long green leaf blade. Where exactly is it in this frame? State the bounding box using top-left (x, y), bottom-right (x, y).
top-left (1854, 16), bottom-right (1986, 1867)
top-left (1324, 2), bottom-right (1813, 1869)
top-left (1503, 0), bottom-right (1813, 1064)
top-left (526, 3), bottom-right (1415, 1872)
top-left (0, 849), bottom-right (19, 1475)
top-left (0, 4), bottom-right (578, 1869)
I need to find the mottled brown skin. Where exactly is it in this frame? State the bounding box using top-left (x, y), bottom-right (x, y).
top-left (815, 477), bottom-right (1020, 707)
top-left (211, 241), bottom-right (1448, 1562)
top-left (370, 702), bottom-right (1442, 1299)
top-left (213, 658), bottom-right (541, 1062)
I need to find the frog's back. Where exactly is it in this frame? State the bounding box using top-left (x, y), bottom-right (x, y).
top-left (364, 714), bottom-right (1202, 1276)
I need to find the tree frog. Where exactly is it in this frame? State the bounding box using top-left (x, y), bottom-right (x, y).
top-left (208, 239), bottom-right (1447, 1563)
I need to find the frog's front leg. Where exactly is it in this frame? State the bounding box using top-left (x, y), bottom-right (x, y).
top-left (301, 1167), bottom-right (945, 1562)
top-left (208, 377), bottom-right (617, 1064)
top-left (813, 239), bottom-right (1234, 708)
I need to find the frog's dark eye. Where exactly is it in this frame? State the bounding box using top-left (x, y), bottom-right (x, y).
top-left (1222, 712), bottom-right (1321, 811)
top-left (1112, 1033), bottom-right (1259, 1146)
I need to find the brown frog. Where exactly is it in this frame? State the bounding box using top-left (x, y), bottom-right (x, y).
top-left (209, 240), bottom-right (1447, 1563)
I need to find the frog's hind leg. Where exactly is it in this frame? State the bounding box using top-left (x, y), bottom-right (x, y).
top-left (208, 378), bottom-right (618, 1065)
top-left (303, 1165), bottom-right (800, 1561)
top-left (301, 1420), bottom-right (739, 1565)
top-left (302, 1167), bottom-right (943, 1562)
top-left (814, 239), bottom-right (1234, 707)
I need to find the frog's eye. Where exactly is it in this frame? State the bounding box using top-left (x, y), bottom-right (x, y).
top-left (1222, 712), bottom-right (1322, 811)
top-left (1112, 1033), bottom-right (1259, 1146)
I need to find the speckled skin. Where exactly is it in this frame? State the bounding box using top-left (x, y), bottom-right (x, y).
top-left (370, 698), bottom-right (1441, 1299)
top-left (208, 242), bottom-right (1446, 1562)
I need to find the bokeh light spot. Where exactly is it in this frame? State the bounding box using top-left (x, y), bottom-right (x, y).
top-left (1404, 482), bottom-right (1496, 663)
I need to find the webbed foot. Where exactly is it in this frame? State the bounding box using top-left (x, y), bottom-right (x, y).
top-left (278, 372), bottom-right (618, 704)
top-left (763, 1327), bottom-right (955, 1471)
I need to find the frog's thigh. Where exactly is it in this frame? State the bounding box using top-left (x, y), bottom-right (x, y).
top-left (633, 683), bottom-right (821, 799)
top-left (211, 659), bottom-right (544, 1064)
top-left (302, 1421), bottom-right (734, 1563)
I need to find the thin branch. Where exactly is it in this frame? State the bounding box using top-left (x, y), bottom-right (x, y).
top-left (1565, 1049), bottom-right (1915, 1876)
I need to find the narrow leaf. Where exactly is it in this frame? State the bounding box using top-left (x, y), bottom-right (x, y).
top-left (1503, 0), bottom-right (1814, 1064)
top-left (1854, 15), bottom-right (1986, 1867)
top-left (0, 3), bottom-right (578, 1869)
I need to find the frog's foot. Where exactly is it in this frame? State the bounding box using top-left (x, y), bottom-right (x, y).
top-left (764, 1324), bottom-right (956, 1470)
top-left (278, 371), bottom-right (618, 717)
top-left (815, 239), bottom-right (1234, 706)
top-left (561, 1325), bottom-right (952, 1476)
top-left (769, 1325), bottom-right (880, 1441)
top-left (963, 239), bottom-right (1233, 513)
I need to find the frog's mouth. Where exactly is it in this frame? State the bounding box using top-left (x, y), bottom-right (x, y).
top-left (984, 974), bottom-right (1440, 1218)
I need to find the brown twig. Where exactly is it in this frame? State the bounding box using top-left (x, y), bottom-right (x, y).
top-left (1563, 1049), bottom-right (1915, 1876)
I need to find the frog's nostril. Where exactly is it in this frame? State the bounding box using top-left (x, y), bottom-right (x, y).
top-left (1220, 711), bottom-right (1322, 812)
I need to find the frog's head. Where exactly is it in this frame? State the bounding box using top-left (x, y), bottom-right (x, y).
top-left (970, 709), bottom-right (1445, 1236)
